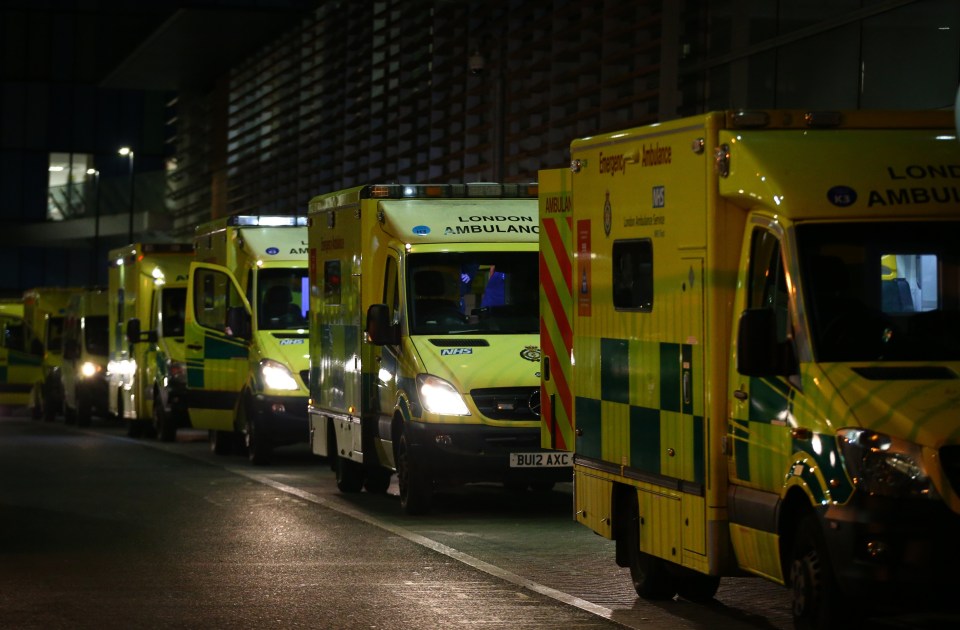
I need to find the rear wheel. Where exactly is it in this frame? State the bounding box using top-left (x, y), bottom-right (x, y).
top-left (335, 456), bottom-right (364, 492)
top-left (625, 489), bottom-right (677, 600)
top-left (676, 573), bottom-right (721, 602)
top-left (397, 431), bottom-right (432, 515)
top-left (209, 430), bottom-right (235, 455)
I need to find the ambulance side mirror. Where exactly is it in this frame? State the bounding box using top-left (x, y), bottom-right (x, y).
top-left (126, 318), bottom-right (141, 345)
top-left (126, 318), bottom-right (157, 344)
top-left (736, 308), bottom-right (795, 377)
top-left (366, 304), bottom-right (399, 346)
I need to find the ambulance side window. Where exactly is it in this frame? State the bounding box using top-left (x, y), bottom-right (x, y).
top-left (194, 267), bottom-right (244, 335)
top-left (383, 256), bottom-right (399, 324)
top-left (747, 229), bottom-right (790, 344)
top-left (3, 320), bottom-right (24, 351)
top-left (612, 239), bottom-right (653, 311)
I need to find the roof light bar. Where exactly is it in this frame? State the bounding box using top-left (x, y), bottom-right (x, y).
top-left (228, 215), bottom-right (308, 227)
top-left (361, 183), bottom-right (538, 200)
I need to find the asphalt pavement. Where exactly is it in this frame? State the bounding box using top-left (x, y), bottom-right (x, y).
top-left (0, 414), bottom-right (619, 629)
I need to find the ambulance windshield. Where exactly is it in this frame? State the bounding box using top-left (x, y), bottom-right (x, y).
top-left (257, 269), bottom-right (309, 331)
top-left (797, 221), bottom-right (960, 362)
top-left (407, 251), bottom-right (538, 335)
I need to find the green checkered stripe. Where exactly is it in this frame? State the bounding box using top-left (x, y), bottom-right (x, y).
top-left (574, 338), bottom-right (705, 485)
top-left (730, 375), bottom-right (853, 503)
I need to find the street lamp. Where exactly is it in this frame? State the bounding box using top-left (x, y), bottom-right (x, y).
top-left (87, 167), bottom-right (100, 284)
top-left (119, 146), bottom-right (134, 243)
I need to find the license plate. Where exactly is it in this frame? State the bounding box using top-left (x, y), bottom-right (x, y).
top-left (509, 451), bottom-right (572, 468)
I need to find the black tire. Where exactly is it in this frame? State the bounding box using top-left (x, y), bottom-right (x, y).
top-left (126, 419), bottom-right (144, 438)
top-left (396, 431), bottom-right (432, 515)
top-left (245, 418), bottom-right (271, 466)
top-left (43, 393), bottom-right (57, 422)
top-left (335, 456), bottom-right (364, 492)
top-left (237, 392), bottom-right (271, 465)
top-left (77, 397), bottom-right (92, 428)
top-left (676, 573), bottom-right (721, 602)
top-left (209, 430), bottom-right (234, 455)
top-left (153, 393), bottom-right (176, 442)
top-left (363, 467), bottom-right (392, 494)
top-left (625, 489), bottom-right (677, 600)
top-left (64, 404), bottom-right (78, 426)
top-left (790, 513), bottom-right (843, 630)
top-left (30, 389), bottom-right (41, 420)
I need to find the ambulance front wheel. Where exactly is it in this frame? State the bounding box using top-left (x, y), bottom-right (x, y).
top-left (77, 397), bottom-right (92, 428)
top-left (790, 513), bottom-right (844, 630)
top-left (153, 391), bottom-right (176, 442)
top-left (238, 392), bottom-right (271, 466)
top-left (625, 490), bottom-right (677, 600)
top-left (396, 431), bottom-right (432, 515)
top-left (64, 404), bottom-right (78, 425)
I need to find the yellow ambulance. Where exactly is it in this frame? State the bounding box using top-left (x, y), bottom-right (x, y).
top-left (107, 243), bottom-right (193, 440)
top-left (0, 298), bottom-right (39, 412)
top-left (185, 215), bottom-right (309, 464)
top-left (308, 183), bottom-right (570, 514)
top-left (23, 286), bottom-right (83, 421)
top-left (539, 110), bottom-right (960, 627)
top-left (61, 287), bottom-right (109, 426)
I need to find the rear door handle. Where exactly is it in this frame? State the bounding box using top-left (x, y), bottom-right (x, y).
top-left (187, 344), bottom-right (202, 350)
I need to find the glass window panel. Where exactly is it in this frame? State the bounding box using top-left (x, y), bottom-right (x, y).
top-left (612, 239), bottom-right (653, 312)
top-left (776, 24), bottom-right (860, 108)
top-left (861, 0), bottom-right (960, 108)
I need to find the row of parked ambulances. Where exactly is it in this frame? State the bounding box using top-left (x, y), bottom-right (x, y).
top-left (3, 109), bottom-right (958, 627)
top-left (0, 286), bottom-right (108, 426)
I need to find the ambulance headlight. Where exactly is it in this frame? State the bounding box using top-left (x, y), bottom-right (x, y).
top-left (260, 359), bottom-right (299, 391)
top-left (417, 374), bottom-right (470, 416)
top-left (838, 429), bottom-right (935, 499)
top-left (80, 362), bottom-right (99, 378)
top-left (108, 358), bottom-right (137, 380)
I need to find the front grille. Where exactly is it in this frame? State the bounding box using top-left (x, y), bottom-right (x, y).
top-left (471, 387), bottom-right (539, 421)
top-left (940, 445), bottom-right (960, 495)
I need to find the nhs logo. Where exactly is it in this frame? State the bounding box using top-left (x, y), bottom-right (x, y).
top-left (440, 348), bottom-right (473, 356)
